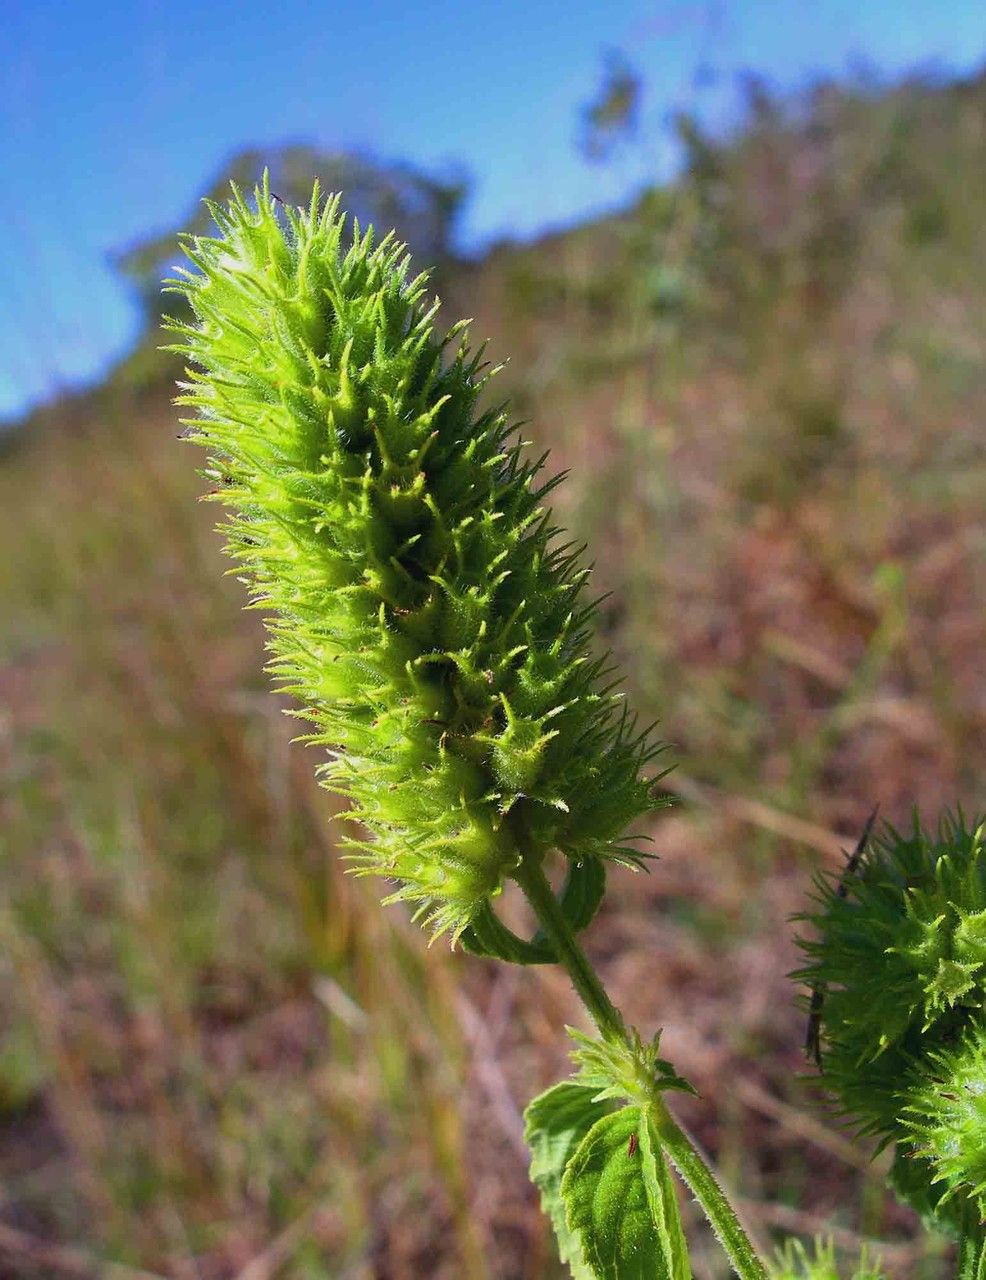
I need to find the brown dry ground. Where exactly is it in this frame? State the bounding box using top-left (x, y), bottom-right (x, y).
top-left (2, 89), bottom-right (985, 1278)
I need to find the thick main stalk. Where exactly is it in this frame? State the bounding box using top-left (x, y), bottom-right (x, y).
top-left (512, 847), bottom-right (625, 1042)
top-left (652, 1103), bottom-right (769, 1280)
top-left (514, 842), bottom-right (769, 1280)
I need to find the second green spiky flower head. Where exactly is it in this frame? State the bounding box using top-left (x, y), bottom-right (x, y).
top-left (797, 813), bottom-right (986, 1231)
top-left (167, 180), bottom-right (664, 942)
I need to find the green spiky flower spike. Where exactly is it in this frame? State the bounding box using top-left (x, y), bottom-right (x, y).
top-left (797, 811), bottom-right (986, 1263)
top-left (167, 176), bottom-right (986, 1280)
top-left (169, 180), bottom-right (797, 1280)
top-left (166, 178), bottom-right (664, 948)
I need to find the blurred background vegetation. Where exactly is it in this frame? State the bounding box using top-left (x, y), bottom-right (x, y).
top-left (2, 47), bottom-right (986, 1280)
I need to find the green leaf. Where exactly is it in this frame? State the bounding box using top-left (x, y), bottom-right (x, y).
top-left (461, 857), bottom-right (606, 965)
top-left (639, 1109), bottom-right (691, 1280)
top-left (561, 1104), bottom-right (690, 1280)
top-left (525, 1082), bottom-right (612, 1278)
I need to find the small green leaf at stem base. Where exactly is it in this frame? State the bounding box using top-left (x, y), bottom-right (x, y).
top-left (460, 856), bottom-right (606, 965)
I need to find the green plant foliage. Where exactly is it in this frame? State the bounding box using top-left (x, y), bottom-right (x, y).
top-left (524, 1034), bottom-right (696, 1279)
top-left (525, 1082), bottom-right (613, 1278)
top-left (796, 812), bottom-right (986, 1222)
top-left (460, 854), bottom-right (606, 964)
top-left (885, 1143), bottom-right (961, 1235)
top-left (959, 1232), bottom-right (986, 1280)
top-left (769, 1239), bottom-right (885, 1280)
top-left (569, 1026), bottom-right (696, 1106)
top-left (902, 1022), bottom-right (986, 1220)
top-left (167, 180), bottom-right (664, 941)
top-left (0, 1018), bottom-right (47, 1114)
top-left (560, 1104), bottom-right (690, 1280)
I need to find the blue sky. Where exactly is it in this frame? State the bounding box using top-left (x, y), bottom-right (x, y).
top-left (2, 0), bottom-right (985, 421)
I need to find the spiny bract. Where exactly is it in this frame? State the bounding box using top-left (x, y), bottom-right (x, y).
top-left (901, 1022), bottom-right (986, 1222)
top-left (796, 812), bottom-right (986, 1226)
top-left (167, 179), bottom-right (663, 940)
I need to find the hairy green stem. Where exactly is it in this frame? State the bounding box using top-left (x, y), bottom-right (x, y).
top-left (512, 846), bottom-right (625, 1042)
top-left (653, 1103), bottom-right (769, 1280)
top-left (514, 838), bottom-right (769, 1280)
top-left (958, 1212), bottom-right (986, 1280)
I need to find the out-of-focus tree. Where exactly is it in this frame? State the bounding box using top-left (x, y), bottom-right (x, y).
top-left (113, 144), bottom-right (469, 331)
top-left (579, 51), bottom-right (643, 163)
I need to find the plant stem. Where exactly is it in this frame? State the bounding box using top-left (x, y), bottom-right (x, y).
top-left (958, 1212), bottom-right (986, 1280)
top-left (513, 841), bottom-right (769, 1280)
top-left (652, 1102), bottom-right (769, 1280)
top-left (512, 847), bottom-right (625, 1042)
